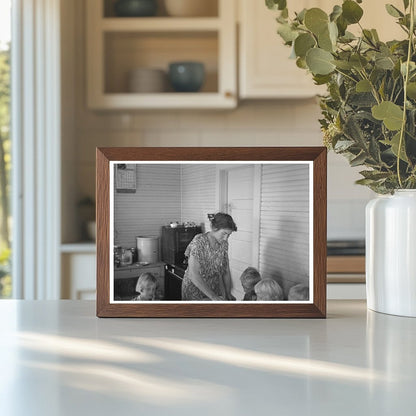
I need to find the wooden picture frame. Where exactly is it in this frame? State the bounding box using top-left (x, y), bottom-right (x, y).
top-left (96, 147), bottom-right (327, 318)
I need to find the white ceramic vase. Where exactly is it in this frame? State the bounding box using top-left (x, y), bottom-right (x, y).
top-left (366, 190), bottom-right (416, 317)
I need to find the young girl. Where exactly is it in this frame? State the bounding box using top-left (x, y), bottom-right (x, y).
top-left (134, 272), bottom-right (157, 301)
top-left (254, 278), bottom-right (283, 301)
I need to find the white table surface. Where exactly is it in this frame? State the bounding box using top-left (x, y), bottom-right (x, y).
top-left (1, 300), bottom-right (415, 416)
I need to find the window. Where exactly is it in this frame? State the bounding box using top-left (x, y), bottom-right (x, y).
top-left (0, 0), bottom-right (11, 298)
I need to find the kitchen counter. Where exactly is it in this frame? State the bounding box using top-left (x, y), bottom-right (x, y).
top-left (1, 300), bottom-right (415, 415)
top-left (114, 261), bottom-right (165, 273)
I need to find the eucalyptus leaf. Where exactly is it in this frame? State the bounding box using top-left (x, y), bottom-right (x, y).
top-left (339, 31), bottom-right (356, 43)
top-left (388, 132), bottom-right (409, 162)
top-left (296, 57), bottom-right (308, 69)
top-left (355, 178), bottom-right (377, 186)
top-left (318, 27), bottom-right (334, 52)
top-left (407, 82), bottom-right (416, 99)
top-left (375, 55), bottom-right (395, 70)
top-left (334, 139), bottom-right (355, 151)
top-left (371, 29), bottom-right (380, 43)
top-left (344, 114), bottom-right (367, 147)
top-left (372, 101), bottom-right (404, 131)
top-left (336, 15), bottom-right (348, 36)
top-left (350, 152), bottom-right (368, 166)
top-left (276, 14), bottom-right (288, 24)
top-left (330, 5), bottom-right (342, 22)
top-left (350, 54), bottom-right (368, 70)
top-left (266, 0), bottom-right (287, 11)
top-left (306, 48), bottom-right (336, 75)
top-left (296, 8), bottom-right (307, 23)
top-left (360, 170), bottom-right (391, 180)
top-left (356, 79), bottom-right (372, 92)
top-left (332, 60), bottom-right (352, 70)
top-left (294, 33), bottom-right (316, 58)
top-left (304, 8), bottom-right (329, 35)
top-left (385, 4), bottom-right (404, 18)
top-left (277, 23), bottom-right (299, 43)
top-left (342, 0), bottom-right (363, 24)
top-left (313, 74), bottom-right (332, 85)
top-left (328, 21), bottom-right (338, 45)
top-left (401, 61), bottom-right (416, 76)
top-left (363, 29), bottom-right (376, 46)
top-left (369, 136), bottom-right (382, 163)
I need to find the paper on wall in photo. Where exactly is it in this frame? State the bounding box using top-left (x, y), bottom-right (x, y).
top-left (115, 163), bottom-right (136, 193)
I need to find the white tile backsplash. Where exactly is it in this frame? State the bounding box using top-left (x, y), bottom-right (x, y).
top-left (74, 99), bottom-right (371, 240)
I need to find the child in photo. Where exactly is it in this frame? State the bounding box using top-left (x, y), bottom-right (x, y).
top-left (254, 278), bottom-right (283, 301)
top-left (134, 272), bottom-right (157, 301)
top-left (240, 267), bottom-right (261, 301)
top-left (288, 283), bottom-right (309, 301)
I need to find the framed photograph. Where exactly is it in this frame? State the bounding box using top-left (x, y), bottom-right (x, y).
top-left (96, 147), bottom-right (327, 318)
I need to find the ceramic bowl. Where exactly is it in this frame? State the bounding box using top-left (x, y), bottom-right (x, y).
top-left (168, 61), bottom-right (205, 92)
top-left (114, 0), bottom-right (158, 17)
top-left (128, 68), bottom-right (167, 93)
top-left (164, 0), bottom-right (217, 17)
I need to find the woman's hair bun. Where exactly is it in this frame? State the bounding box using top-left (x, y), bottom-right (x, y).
top-left (210, 212), bottom-right (237, 232)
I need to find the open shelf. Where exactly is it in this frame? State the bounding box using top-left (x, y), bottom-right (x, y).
top-left (104, 31), bottom-right (218, 94)
top-left (86, 0), bottom-right (236, 109)
top-left (101, 17), bottom-right (221, 31)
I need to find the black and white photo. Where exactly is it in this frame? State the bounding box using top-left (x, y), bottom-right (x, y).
top-left (110, 161), bottom-right (313, 304)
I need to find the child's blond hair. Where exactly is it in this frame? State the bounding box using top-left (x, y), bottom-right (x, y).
top-left (288, 283), bottom-right (309, 300)
top-left (135, 272), bottom-right (157, 293)
top-left (254, 278), bottom-right (283, 301)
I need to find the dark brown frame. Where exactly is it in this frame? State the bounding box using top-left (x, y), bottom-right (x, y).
top-left (96, 147), bottom-right (327, 318)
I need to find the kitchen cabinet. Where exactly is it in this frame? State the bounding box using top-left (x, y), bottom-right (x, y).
top-left (238, 0), bottom-right (325, 99)
top-left (61, 245), bottom-right (97, 300)
top-left (86, 0), bottom-right (237, 109)
top-left (238, 0), bottom-right (404, 99)
top-left (114, 261), bottom-right (165, 299)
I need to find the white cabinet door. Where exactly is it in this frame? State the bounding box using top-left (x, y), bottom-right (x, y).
top-left (61, 253), bottom-right (96, 300)
top-left (239, 0), bottom-right (404, 99)
top-left (239, 0), bottom-right (326, 99)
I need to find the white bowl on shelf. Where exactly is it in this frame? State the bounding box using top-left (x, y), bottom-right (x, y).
top-left (164, 0), bottom-right (218, 17)
top-left (128, 68), bottom-right (167, 93)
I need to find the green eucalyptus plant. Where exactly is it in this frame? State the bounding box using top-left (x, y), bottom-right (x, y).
top-left (266, 0), bottom-right (416, 193)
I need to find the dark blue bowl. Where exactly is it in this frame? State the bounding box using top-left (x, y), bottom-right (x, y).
top-left (168, 62), bottom-right (205, 92)
top-left (114, 0), bottom-right (157, 17)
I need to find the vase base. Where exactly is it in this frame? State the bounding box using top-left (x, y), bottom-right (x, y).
top-left (367, 305), bottom-right (416, 318)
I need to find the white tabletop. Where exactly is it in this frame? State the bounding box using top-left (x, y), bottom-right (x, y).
top-left (0, 300), bottom-right (415, 416)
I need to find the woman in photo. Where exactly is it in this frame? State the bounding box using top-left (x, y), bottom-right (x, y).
top-left (181, 212), bottom-right (237, 301)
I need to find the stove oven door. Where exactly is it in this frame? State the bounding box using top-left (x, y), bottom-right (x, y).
top-left (164, 264), bottom-right (184, 301)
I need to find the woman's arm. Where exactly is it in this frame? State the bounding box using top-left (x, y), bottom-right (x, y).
top-left (222, 260), bottom-right (236, 301)
top-left (187, 254), bottom-right (223, 301)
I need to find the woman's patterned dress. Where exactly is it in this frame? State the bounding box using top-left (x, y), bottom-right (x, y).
top-left (181, 233), bottom-right (229, 300)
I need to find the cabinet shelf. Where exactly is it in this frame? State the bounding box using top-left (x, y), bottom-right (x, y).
top-left (92, 92), bottom-right (235, 110)
top-left (101, 17), bottom-right (221, 32)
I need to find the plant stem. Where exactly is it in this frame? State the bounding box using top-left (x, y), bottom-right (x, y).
top-left (397, 0), bottom-right (415, 188)
top-left (334, 68), bottom-right (358, 84)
